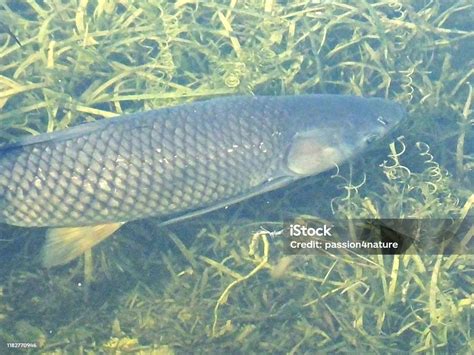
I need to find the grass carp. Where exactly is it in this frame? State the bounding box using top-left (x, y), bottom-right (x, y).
top-left (0, 95), bottom-right (406, 266)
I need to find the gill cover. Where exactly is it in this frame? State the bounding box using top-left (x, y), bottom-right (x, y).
top-left (285, 129), bottom-right (350, 176)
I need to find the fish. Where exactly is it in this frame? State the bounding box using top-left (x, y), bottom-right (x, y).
top-left (0, 95), bottom-right (406, 267)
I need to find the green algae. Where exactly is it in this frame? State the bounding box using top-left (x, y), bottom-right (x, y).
top-left (0, 0), bottom-right (472, 353)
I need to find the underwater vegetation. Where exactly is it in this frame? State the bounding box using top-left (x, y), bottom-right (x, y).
top-left (0, 0), bottom-right (472, 353)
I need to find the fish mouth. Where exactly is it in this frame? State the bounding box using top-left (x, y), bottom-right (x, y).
top-left (371, 102), bottom-right (407, 144)
top-left (384, 103), bottom-right (408, 139)
top-left (385, 102), bottom-right (407, 129)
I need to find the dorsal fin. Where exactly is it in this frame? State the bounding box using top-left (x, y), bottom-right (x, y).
top-left (0, 119), bottom-right (113, 151)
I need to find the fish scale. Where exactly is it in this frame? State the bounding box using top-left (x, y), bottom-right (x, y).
top-left (0, 96), bottom-right (287, 227)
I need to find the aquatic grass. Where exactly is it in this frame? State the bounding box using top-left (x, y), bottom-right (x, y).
top-left (0, 0), bottom-right (472, 353)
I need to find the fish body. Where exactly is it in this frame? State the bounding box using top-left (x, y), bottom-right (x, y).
top-left (0, 95), bottom-right (405, 266)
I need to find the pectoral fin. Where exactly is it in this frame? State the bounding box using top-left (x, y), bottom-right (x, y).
top-left (42, 222), bottom-right (125, 268)
top-left (159, 176), bottom-right (296, 227)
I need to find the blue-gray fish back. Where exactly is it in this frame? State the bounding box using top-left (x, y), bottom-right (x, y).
top-left (0, 97), bottom-right (290, 227)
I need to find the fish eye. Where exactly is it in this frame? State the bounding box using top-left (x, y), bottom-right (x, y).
top-left (377, 116), bottom-right (388, 125)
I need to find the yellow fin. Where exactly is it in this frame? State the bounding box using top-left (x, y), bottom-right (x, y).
top-left (42, 222), bottom-right (124, 268)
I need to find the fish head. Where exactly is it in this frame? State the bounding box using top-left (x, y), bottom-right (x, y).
top-left (283, 95), bottom-right (406, 176)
